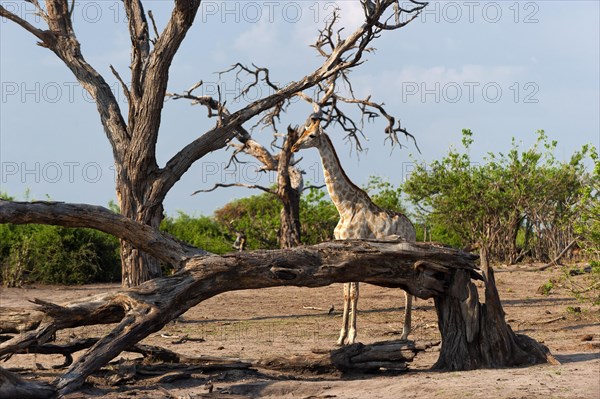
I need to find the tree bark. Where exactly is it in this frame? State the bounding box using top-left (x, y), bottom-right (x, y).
top-left (277, 127), bottom-right (302, 248)
top-left (433, 247), bottom-right (558, 370)
top-left (116, 178), bottom-right (166, 286)
top-left (0, 367), bottom-right (54, 399)
top-left (223, 126), bottom-right (304, 249)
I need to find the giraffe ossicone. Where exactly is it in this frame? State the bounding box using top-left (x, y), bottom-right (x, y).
top-left (292, 119), bottom-right (416, 345)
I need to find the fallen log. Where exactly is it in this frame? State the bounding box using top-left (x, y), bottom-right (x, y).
top-left (0, 308), bottom-right (44, 334)
top-left (0, 337), bottom-right (249, 371)
top-left (536, 239), bottom-right (578, 271)
top-left (259, 340), bottom-right (425, 374)
top-left (0, 200), bottom-right (557, 396)
top-left (4, 338), bottom-right (99, 369)
top-left (0, 367), bottom-right (54, 399)
top-left (0, 238), bottom-right (480, 394)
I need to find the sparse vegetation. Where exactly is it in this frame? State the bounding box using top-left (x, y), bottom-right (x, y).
top-left (561, 263), bottom-right (600, 306)
top-left (161, 212), bottom-right (233, 255)
top-left (538, 280), bottom-right (554, 296)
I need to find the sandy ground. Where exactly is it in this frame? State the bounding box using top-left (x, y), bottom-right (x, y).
top-left (1, 264), bottom-right (599, 398)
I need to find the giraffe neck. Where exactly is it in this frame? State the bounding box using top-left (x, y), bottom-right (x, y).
top-left (316, 134), bottom-right (371, 217)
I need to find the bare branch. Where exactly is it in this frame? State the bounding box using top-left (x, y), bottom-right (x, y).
top-left (218, 62), bottom-right (280, 102)
top-left (110, 65), bottom-right (131, 104)
top-left (299, 17), bottom-right (423, 153)
top-left (159, 0), bottom-right (424, 200)
top-left (302, 184), bottom-right (327, 193)
top-left (336, 95), bottom-right (421, 152)
top-left (192, 183), bottom-right (276, 196)
top-left (0, 5), bottom-right (53, 46)
top-left (311, 8), bottom-right (343, 58)
top-left (217, 62), bottom-right (288, 132)
top-left (228, 139), bottom-right (278, 171)
top-left (167, 81), bottom-right (225, 120)
top-left (121, 0), bottom-right (201, 175)
top-left (4, 0), bottom-right (130, 151)
top-left (147, 10), bottom-right (160, 44)
top-left (374, 0), bottom-right (428, 30)
top-left (123, 0), bottom-right (150, 102)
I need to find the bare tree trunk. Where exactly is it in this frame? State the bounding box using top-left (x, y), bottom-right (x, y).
top-left (433, 246), bottom-right (557, 370)
top-left (202, 126), bottom-right (304, 249)
top-left (116, 172), bottom-right (165, 286)
top-left (277, 127), bottom-right (302, 248)
top-left (505, 214), bottom-right (522, 265)
top-left (119, 242), bottom-right (161, 287)
top-left (278, 203), bottom-right (301, 248)
top-left (1, 0), bottom-right (429, 288)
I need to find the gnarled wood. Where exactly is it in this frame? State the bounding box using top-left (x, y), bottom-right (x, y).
top-left (0, 367), bottom-right (54, 399)
top-left (0, 308), bottom-right (43, 334)
top-left (433, 251), bottom-right (558, 370)
top-left (0, 200), bottom-right (556, 396)
top-left (259, 340), bottom-right (434, 374)
top-left (0, 238), bottom-right (475, 395)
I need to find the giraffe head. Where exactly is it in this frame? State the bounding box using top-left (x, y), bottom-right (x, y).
top-left (291, 116), bottom-right (324, 153)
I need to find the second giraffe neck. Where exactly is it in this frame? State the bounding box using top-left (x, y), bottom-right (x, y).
top-left (317, 134), bottom-right (370, 214)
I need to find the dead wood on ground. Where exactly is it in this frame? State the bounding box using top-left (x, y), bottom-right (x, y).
top-left (0, 200), bottom-right (557, 397)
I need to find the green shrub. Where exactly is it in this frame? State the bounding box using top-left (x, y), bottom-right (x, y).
top-left (300, 187), bottom-right (338, 244)
top-left (213, 194), bottom-right (282, 250)
top-left (161, 212), bottom-right (232, 254)
top-left (538, 280), bottom-right (554, 296)
top-left (0, 223), bottom-right (120, 286)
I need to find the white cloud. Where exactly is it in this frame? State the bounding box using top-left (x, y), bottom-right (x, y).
top-left (233, 20), bottom-right (279, 58)
top-left (229, 2), bottom-right (371, 70)
top-left (335, 1), bottom-right (366, 31)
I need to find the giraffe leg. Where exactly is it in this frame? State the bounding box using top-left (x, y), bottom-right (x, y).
top-left (400, 291), bottom-right (413, 340)
top-left (346, 282), bottom-right (359, 344)
top-left (337, 283), bottom-right (351, 346)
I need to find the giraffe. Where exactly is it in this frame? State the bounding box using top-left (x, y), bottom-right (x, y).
top-left (291, 117), bottom-right (416, 345)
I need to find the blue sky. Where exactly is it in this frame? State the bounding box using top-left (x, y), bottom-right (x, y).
top-left (1, 1), bottom-right (599, 216)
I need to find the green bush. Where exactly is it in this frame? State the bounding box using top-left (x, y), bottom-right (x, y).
top-left (213, 194), bottom-right (282, 249)
top-left (403, 130), bottom-right (595, 264)
top-left (364, 176), bottom-right (408, 214)
top-left (300, 187), bottom-right (338, 244)
top-left (161, 212), bottom-right (233, 254)
top-left (0, 223), bottom-right (120, 286)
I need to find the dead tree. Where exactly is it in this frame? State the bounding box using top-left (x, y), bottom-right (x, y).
top-left (0, 200), bottom-right (557, 396)
top-left (0, 0), bottom-right (428, 286)
top-left (170, 1), bottom-right (423, 249)
top-left (188, 125), bottom-right (308, 248)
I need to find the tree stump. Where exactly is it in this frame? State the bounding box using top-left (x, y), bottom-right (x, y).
top-left (434, 257), bottom-right (557, 370)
